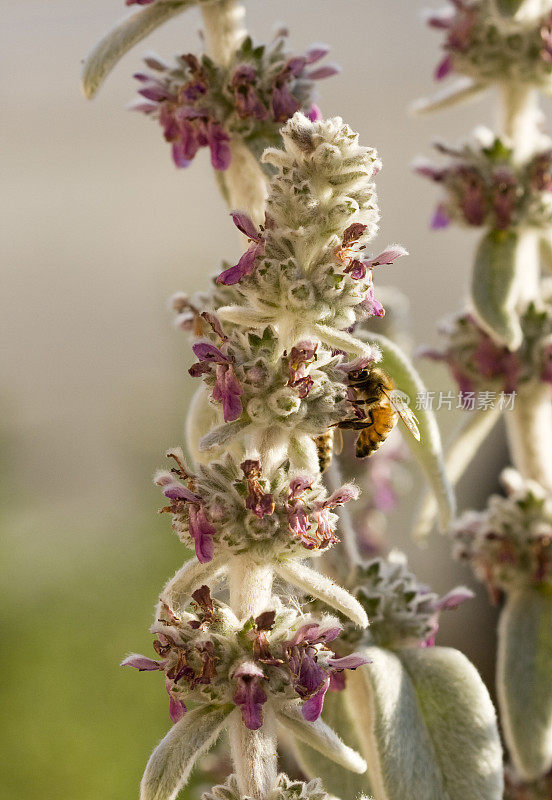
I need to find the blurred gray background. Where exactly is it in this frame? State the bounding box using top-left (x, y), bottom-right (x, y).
top-left (1, 1), bottom-right (520, 798)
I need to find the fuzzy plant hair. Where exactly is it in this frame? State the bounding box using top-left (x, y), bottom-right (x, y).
top-left (84, 2), bottom-right (506, 800)
top-left (416, 0), bottom-right (552, 790)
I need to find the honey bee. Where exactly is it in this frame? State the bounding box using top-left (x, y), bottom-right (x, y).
top-left (314, 428), bottom-right (343, 473)
top-left (338, 366), bottom-right (420, 459)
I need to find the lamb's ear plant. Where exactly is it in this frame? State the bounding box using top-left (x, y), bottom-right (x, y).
top-left (84, 2), bottom-right (503, 799)
top-left (417, 0), bottom-right (552, 788)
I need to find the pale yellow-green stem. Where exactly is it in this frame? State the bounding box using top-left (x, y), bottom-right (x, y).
top-left (499, 81), bottom-right (552, 490)
top-left (228, 556), bottom-right (278, 800)
top-left (197, 6), bottom-right (276, 796)
top-left (200, 0), bottom-right (267, 225)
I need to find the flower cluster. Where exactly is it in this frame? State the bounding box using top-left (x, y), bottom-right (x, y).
top-left (132, 33), bottom-right (336, 170)
top-left (155, 448), bottom-right (358, 562)
top-left (343, 553), bottom-right (473, 650)
top-left (417, 133), bottom-right (552, 230)
top-left (421, 296), bottom-right (552, 395)
top-left (188, 321), bottom-right (349, 431)
top-left (453, 468), bottom-right (552, 597)
top-left (123, 587), bottom-right (367, 730)
top-left (428, 0), bottom-right (552, 89)
top-left (194, 116), bottom-right (405, 358)
top-left (202, 774), bottom-right (334, 800)
top-left (216, 116), bottom-right (402, 338)
top-left (172, 117), bottom-right (406, 464)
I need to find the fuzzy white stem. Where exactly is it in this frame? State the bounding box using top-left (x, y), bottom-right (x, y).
top-left (229, 706), bottom-right (278, 800)
top-left (229, 556), bottom-right (278, 799)
top-left (223, 140), bottom-right (268, 227)
top-left (229, 555), bottom-right (274, 617)
top-left (200, 0), bottom-right (267, 225)
top-left (513, 0), bottom-right (552, 20)
top-left (201, 0), bottom-right (245, 66)
top-left (499, 83), bottom-right (540, 163)
top-left (499, 84), bottom-right (552, 487)
top-left (514, 229), bottom-right (541, 308)
top-left (506, 383), bottom-right (552, 492)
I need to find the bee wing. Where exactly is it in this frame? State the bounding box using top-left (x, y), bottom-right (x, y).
top-left (383, 388), bottom-right (421, 441)
top-left (333, 427), bottom-right (343, 456)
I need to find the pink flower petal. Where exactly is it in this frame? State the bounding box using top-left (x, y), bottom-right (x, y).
top-left (121, 654), bottom-right (162, 671)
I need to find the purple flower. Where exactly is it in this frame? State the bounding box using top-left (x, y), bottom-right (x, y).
top-left (362, 284), bottom-right (385, 317)
top-left (492, 168), bottom-right (517, 229)
top-left (206, 122), bottom-right (231, 170)
top-left (431, 203), bottom-right (451, 230)
top-left (283, 624), bottom-right (368, 721)
top-left (271, 82), bottom-right (301, 122)
top-left (231, 65), bottom-right (269, 120)
top-left (155, 464), bottom-right (217, 563)
top-left (189, 505), bottom-right (216, 563)
top-left (133, 53), bottom-right (232, 171)
top-left (339, 226), bottom-right (405, 296)
top-left (212, 364), bottom-right (244, 422)
top-left (307, 104), bottom-right (322, 122)
top-left (241, 460), bottom-right (275, 518)
top-left (430, 0), bottom-right (477, 81)
top-left (472, 336), bottom-right (520, 392)
top-left (133, 37), bottom-right (337, 172)
top-left (232, 662), bottom-right (268, 730)
top-left (305, 44), bottom-right (331, 64)
top-left (167, 682), bottom-right (187, 723)
top-left (285, 477), bottom-right (316, 548)
top-left (435, 53), bottom-right (453, 81)
top-left (200, 311), bottom-right (228, 342)
top-left (364, 245), bottom-right (408, 269)
top-left (163, 483), bottom-right (201, 503)
top-left (459, 173), bottom-right (487, 226)
top-left (321, 484), bottom-right (360, 508)
top-left (232, 211), bottom-right (260, 240)
top-left (121, 654), bottom-right (164, 671)
top-left (134, 73), bottom-right (175, 103)
top-left (300, 673), bottom-right (331, 722)
top-left (427, 12), bottom-right (453, 30)
top-left (126, 0), bottom-right (156, 5)
top-left (414, 161), bottom-right (446, 181)
top-left (190, 341), bottom-right (229, 367)
top-left (542, 13), bottom-right (552, 63)
top-left (422, 585), bottom-right (474, 647)
top-left (433, 586), bottom-right (474, 610)
top-left (217, 213), bottom-right (265, 285)
top-left (287, 341), bottom-right (318, 398)
top-left (289, 476), bottom-right (313, 499)
top-left (189, 341), bottom-right (244, 422)
top-left (307, 64), bottom-right (340, 80)
top-left (287, 503), bottom-right (313, 547)
top-left (268, 47), bottom-right (336, 122)
top-left (328, 653), bottom-right (370, 670)
top-left (312, 508), bottom-right (338, 547)
top-left (171, 129), bottom-right (198, 168)
top-left (305, 485), bottom-right (357, 548)
top-left (121, 652), bottom-right (188, 724)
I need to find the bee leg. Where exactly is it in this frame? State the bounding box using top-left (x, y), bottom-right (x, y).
top-left (337, 419), bottom-right (368, 430)
top-left (352, 396), bottom-right (380, 406)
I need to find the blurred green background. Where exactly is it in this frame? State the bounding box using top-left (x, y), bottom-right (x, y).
top-left (1, 1), bottom-right (517, 798)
